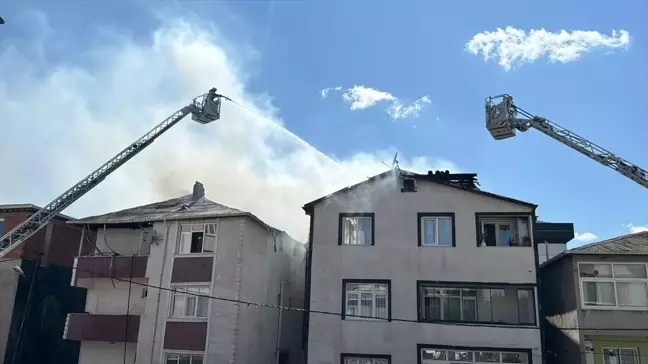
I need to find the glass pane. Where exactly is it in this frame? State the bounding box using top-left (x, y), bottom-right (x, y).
top-left (197, 297), bottom-right (209, 317)
top-left (477, 288), bottom-right (492, 322)
top-left (343, 218), bottom-right (358, 245)
top-left (498, 224), bottom-right (512, 246)
top-left (617, 282), bottom-right (648, 307)
top-left (422, 349), bottom-right (446, 360)
top-left (603, 349), bottom-right (617, 364)
top-left (422, 218), bottom-right (436, 245)
top-left (178, 233), bottom-right (192, 253)
top-left (206, 224), bottom-right (217, 235)
top-left (517, 289), bottom-right (535, 324)
top-left (580, 263), bottom-right (613, 278)
top-left (491, 288), bottom-right (519, 324)
top-left (614, 264), bottom-right (647, 278)
top-left (483, 223), bottom-right (496, 246)
top-left (172, 295), bottom-right (186, 317)
top-left (448, 351), bottom-right (473, 362)
top-left (192, 224), bottom-right (204, 232)
top-left (360, 293), bottom-right (373, 317)
top-left (360, 284), bottom-right (374, 291)
top-left (357, 217), bottom-right (372, 245)
top-left (375, 284), bottom-right (388, 292)
top-left (180, 225), bottom-right (192, 234)
top-left (166, 354), bottom-right (179, 364)
top-left (375, 294), bottom-right (387, 319)
top-left (476, 352), bottom-right (500, 362)
top-left (423, 296), bottom-right (441, 320)
top-left (619, 349), bottom-right (638, 364)
top-left (502, 352), bottom-right (528, 363)
top-left (444, 296), bottom-right (461, 321)
top-left (438, 217), bottom-right (452, 246)
top-left (191, 356), bottom-right (203, 364)
top-left (178, 355), bottom-right (191, 364)
top-left (375, 359), bottom-right (389, 364)
top-left (347, 284), bottom-right (360, 291)
top-left (185, 296), bottom-right (197, 316)
top-left (203, 235), bottom-right (216, 253)
top-left (583, 282), bottom-right (616, 306)
top-left (344, 359), bottom-right (357, 364)
top-left (462, 297), bottom-right (477, 321)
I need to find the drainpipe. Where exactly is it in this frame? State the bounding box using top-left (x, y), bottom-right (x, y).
top-left (149, 219), bottom-right (171, 364)
top-left (275, 280), bottom-right (293, 364)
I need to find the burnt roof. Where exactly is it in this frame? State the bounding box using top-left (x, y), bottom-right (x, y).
top-left (541, 231), bottom-right (648, 267)
top-left (0, 203), bottom-right (75, 221)
top-left (302, 169), bottom-right (536, 213)
top-left (69, 194), bottom-right (276, 232)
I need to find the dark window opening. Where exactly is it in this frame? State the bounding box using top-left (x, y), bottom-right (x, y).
top-left (190, 232), bottom-right (204, 253)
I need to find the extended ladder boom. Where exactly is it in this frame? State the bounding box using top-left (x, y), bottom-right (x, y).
top-left (485, 94), bottom-right (648, 189)
top-left (0, 88), bottom-right (225, 259)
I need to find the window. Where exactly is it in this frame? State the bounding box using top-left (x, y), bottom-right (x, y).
top-left (170, 286), bottom-right (209, 318)
top-left (342, 355), bottom-right (389, 364)
top-left (339, 214), bottom-right (374, 246)
top-left (420, 347), bottom-right (529, 364)
top-left (177, 224), bottom-right (217, 254)
top-left (579, 263), bottom-right (648, 309)
top-left (0, 218), bottom-right (3, 236)
top-left (418, 283), bottom-right (536, 325)
top-left (343, 280), bottom-right (390, 320)
top-left (419, 213), bottom-right (455, 246)
top-left (477, 215), bottom-right (531, 247)
top-left (603, 348), bottom-right (639, 364)
top-left (165, 353), bottom-right (203, 364)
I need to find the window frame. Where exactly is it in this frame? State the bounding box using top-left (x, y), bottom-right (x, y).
top-left (0, 218), bottom-right (4, 236)
top-left (338, 213), bottom-right (375, 246)
top-left (163, 351), bottom-right (205, 364)
top-left (168, 284), bottom-right (211, 320)
top-left (416, 281), bottom-right (538, 326)
top-left (578, 262), bottom-right (648, 311)
top-left (475, 213), bottom-right (533, 248)
top-left (341, 353), bottom-right (391, 364)
top-left (341, 279), bottom-right (391, 321)
top-left (418, 213), bottom-right (456, 247)
top-left (602, 347), bottom-right (640, 364)
top-left (418, 344), bottom-right (533, 364)
top-left (176, 223), bottom-right (218, 255)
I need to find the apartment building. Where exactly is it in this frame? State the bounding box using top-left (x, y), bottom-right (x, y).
top-left (302, 170), bottom-right (548, 364)
top-left (0, 204), bottom-right (87, 364)
top-left (540, 231), bottom-right (648, 364)
top-left (63, 182), bottom-right (306, 364)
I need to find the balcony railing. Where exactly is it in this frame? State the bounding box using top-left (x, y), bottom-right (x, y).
top-left (64, 313), bottom-right (140, 342)
top-left (74, 255), bottom-right (148, 280)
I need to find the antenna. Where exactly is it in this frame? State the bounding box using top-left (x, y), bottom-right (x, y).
top-left (391, 152), bottom-right (400, 170)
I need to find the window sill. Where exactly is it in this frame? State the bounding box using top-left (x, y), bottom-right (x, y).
top-left (418, 320), bottom-right (538, 328)
top-left (581, 305), bottom-right (648, 312)
top-left (174, 253), bottom-right (215, 258)
top-left (420, 244), bottom-right (454, 248)
top-left (166, 317), bottom-right (209, 322)
top-left (477, 245), bottom-right (533, 248)
top-left (343, 317), bottom-right (390, 322)
top-left (340, 244), bottom-right (374, 247)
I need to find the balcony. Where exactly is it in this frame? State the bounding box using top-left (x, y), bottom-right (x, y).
top-left (64, 313), bottom-right (140, 342)
top-left (74, 255), bottom-right (148, 281)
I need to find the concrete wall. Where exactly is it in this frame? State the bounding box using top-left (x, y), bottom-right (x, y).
top-left (94, 228), bottom-right (145, 256)
top-left (308, 178), bottom-right (541, 363)
top-left (78, 278), bottom-right (148, 315)
top-left (79, 342), bottom-right (137, 364)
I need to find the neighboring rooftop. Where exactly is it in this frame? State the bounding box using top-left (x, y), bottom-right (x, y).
top-left (542, 231), bottom-right (648, 267)
top-left (303, 169), bottom-right (536, 212)
top-left (0, 203), bottom-right (75, 221)
top-left (69, 182), bottom-right (277, 232)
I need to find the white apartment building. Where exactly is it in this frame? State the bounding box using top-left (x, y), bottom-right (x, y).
top-left (302, 170), bottom-right (544, 364)
top-left (63, 182), bottom-right (306, 364)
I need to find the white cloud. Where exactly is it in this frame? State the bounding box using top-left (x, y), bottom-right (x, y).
top-left (624, 224), bottom-right (648, 233)
top-left (466, 27), bottom-right (630, 70)
top-left (321, 85), bottom-right (431, 120)
top-left (574, 232), bottom-right (599, 242)
top-left (0, 14), bottom-right (456, 242)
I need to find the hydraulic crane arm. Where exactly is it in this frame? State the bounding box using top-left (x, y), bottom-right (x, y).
top-left (0, 88), bottom-right (225, 259)
top-left (485, 94), bottom-right (648, 189)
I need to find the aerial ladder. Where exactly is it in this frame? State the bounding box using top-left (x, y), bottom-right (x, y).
top-left (0, 88), bottom-right (227, 259)
top-left (485, 94), bottom-right (648, 189)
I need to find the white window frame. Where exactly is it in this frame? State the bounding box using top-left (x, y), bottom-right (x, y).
top-left (343, 356), bottom-right (389, 364)
top-left (420, 215), bottom-right (454, 246)
top-left (344, 281), bottom-right (389, 321)
top-left (480, 217), bottom-right (520, 247)
top-left (164, 351), bottom-right (204, 364)
top-left (420, 347), bottom-right (530, 363)
top-left (602, 347), bottom-right (639, 364)
top-left (341, 215), bottom-right (373, 246)
top-left (578, 262), bottom-right (648, 311)
top-left (168, 285), bottom-right (210, 319)
top-left (176, 223), bottom-right (217, 254)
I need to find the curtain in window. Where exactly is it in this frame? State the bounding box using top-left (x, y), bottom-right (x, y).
top-left (616, 282), bottom-right (648, 307)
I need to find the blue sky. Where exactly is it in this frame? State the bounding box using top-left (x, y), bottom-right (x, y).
top-left (0, 0), bottom-right (646, 244)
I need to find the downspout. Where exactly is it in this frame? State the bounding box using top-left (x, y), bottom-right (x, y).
top-left (229, 218), bottom-right (246, 364)
top-left (149, 219), bottom-right (171, 364)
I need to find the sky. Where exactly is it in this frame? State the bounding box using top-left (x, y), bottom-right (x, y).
top-left (0, 0), bottom-right (646, 246)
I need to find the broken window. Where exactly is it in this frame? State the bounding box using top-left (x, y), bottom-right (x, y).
top-left (177, 223), bottom-right (217, 254)
top-left (477, 215), bottom-right (531, 247)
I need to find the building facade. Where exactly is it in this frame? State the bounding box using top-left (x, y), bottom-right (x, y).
top-left (540, 231), bottom-right (648, 364)
top-left (0, 204), bottom-right (86, 364)
top-left (302, 170), bottom-right (546, 364)
top-left (63, 182), bottom-right (306, 364)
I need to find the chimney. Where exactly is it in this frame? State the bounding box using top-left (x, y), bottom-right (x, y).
top-left (192, 181), bottom-right (205, 201)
